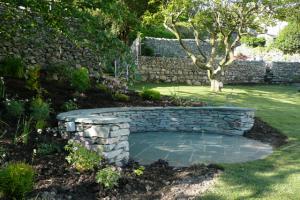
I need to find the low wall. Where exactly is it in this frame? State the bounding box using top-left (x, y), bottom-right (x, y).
top-left (139, 56), bottom-right (266, 85)
top-left (57, 107), bottom-right (255, 165)
top-left (271, 62), bottom-right (300, 83)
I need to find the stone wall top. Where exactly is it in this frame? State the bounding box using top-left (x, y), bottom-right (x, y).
top-left (57, 106), bottom-right (255, 121)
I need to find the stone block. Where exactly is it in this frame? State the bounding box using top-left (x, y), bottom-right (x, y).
top-left (83, 126), bottom-right (110, 138)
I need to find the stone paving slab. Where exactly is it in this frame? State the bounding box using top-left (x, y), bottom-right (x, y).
top-left (129, 132), bottom-right (273, 167)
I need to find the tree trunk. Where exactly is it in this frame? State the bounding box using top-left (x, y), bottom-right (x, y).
top-left (210, 79), bottom-right (223, 92)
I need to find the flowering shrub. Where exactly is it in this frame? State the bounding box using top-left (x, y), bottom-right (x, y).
top-left (96, 166), bottom-right (121, 189)
top-left (101, 75), bottom-right (128, 94)
top-left (64, 141), bottom-right (102, 172)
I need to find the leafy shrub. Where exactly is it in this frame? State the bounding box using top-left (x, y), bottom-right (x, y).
top-left (71, 67), bottom-right (91, 93)
top-left (30, 97), bottom-right (50, 121)
top-left (133, 166), bottom-right (145, 176)
top-left (61, 99), bottom-right (78, 111)
top-left (140, 25), bottom-right (176, 39)
top-left (140, 89), bottom-right (161, 101)
top-left (96, 83), bottom-right (111, 94)
top-left (274, 22), bottom-right (300, 54)
top-left (0, 77), bottom-right (5, 100)
top-left (47, 63), bottom-right (72, 81)
top-left (30, 97), bottom-right (50, 129)
top-left (0, 56), bottom-right (25, 78)
top-left (141, 44), bottom-right (154, 56)
top-left (25, 65), bottom-right (42, 94)
top-left (96, 166), bottom-right (121, 189)
top-left (36, 143), bottom-right (61, 156)
top-left (113, 93), bottom-right (130, 102)
top-left (240, 36), bottom-right (266, 47)
top-left (5, 99), bottom-right (25, 118)
top-left (65, 141), bottom-right (102, 172)
top-left (0, 162), bottom-right (35, 199)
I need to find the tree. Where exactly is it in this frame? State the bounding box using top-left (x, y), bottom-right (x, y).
top-left (274, 22), bottom-right (300, 54)
top-left (161, 0), bottom-right (273, 91)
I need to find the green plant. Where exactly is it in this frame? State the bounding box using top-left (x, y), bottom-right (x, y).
top-left (133, 166), bottom-right (145, 176)
top-left (0, 162), bottom-right (35, 199)
top-left (96, 83), bottom-right (111, 94)
top-left (25, 65), bottom-right (42, 94)
top-left (36, 143), bottom-right (61, 156)
top-left (14, 117), bottom-right (32, 144)
top-left (61, 99), bottom-right (79, 111)
top-left (0, 77), bottom-right (5, 99)
top-left (240, 36), bottom-right (266, 47)
top-left (47, 63), bottom-right (72, 81)
top-left (140, 89), bottom-right (161, 101)
top-left (71, 67), bottom-right (91, 93)
top-left (274, 22), bottom-right (300, 54)
top-left (5, 99), bottom-right (25, 118)
top-left (113, 93), bottom-right (130, 102)
top-left (96, 166), bottom-right (121, 189)
top-left (30, 97), bottom-right (50, 129)
top-left (64, 141), bottom-right (102, 172)
top-left (0, 56), bottom-right (25, 78)
top-left (141, 44), bottom-right (154, 56)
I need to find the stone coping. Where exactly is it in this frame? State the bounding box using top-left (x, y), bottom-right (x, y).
top-left (57, 106), bottom-right (255, 123)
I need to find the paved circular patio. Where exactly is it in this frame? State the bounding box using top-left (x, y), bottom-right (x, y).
top-left (129, 132), bottom-right (273, 167)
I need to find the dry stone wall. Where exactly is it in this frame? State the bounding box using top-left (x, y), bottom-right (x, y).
top-left (139, 56), bottom-right (266, 85)
top-left (139, 37), bottom-right (300, 84)
top-left (57, 107), bottom-right (255, 166)
top-left (271, 62), bottom-right (300, 83)
top-left (0, 4), bottom-right (101, 71)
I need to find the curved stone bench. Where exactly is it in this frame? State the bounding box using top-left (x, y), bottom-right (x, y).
top-left (57, 107), bottom-right (255, 166)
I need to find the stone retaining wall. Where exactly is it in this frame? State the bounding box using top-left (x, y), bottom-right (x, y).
top-left (271, 62), bottom-right (300, 83)
top-left (57, 107), bottom-right (255, 165)
top-left (139, 56), bottom-right (266, 85)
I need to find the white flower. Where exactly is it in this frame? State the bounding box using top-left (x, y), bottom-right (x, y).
top-left (37, 129), bottom-right (43, 134)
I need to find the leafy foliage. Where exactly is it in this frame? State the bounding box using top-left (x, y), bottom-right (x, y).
top-left (61, 99), bottom-right (78, 112)
top-left (96, 166), bottom-right (121, 189)
top-left (141, 89), bottom-right (161, 101)
top-left (36, 143), bottom-right (61, 156)
top-left (65, 141), bottom-right (102, 172)
top-left (113, 93), bottom-right (130, 102)
top-left (25, 65), bottom-right (42, 95)
top-left (5, 99), bottom-right (25, 118)
top-left (71, 67), bottom-right (91, 93)
top-left (0, 162), bottom-right (35, 199)
top-left (241, 36), bottom-right (266, 47)
top-left (47, 63), bottom-right (72, 81)
top-left (141, 44), bottom-right (154, 56)
top-left (30, 97), bottom-right (50, 121)
top-left (0, 56), bottom-right (25, 78)
top-left (134, 166), bottom-right (145, 176)
top-left (274, 22), bottom-right (300, 54)
top-left (14, 117), bottom-right (32, 144)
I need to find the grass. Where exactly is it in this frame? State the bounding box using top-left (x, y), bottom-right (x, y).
top-left (132, 83), bottom-right (300, 200)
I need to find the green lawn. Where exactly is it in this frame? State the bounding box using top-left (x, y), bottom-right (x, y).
top-left (132, 83), bottom-right (300, 200)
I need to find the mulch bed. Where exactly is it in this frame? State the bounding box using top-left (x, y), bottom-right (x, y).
top-left (0, 77), bottom-right (288, 200)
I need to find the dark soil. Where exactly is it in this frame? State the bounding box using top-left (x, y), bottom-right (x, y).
top-left (244, 118), bottom-right (288, 148)
top-left (0, 77), bottom-right (288, 200)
